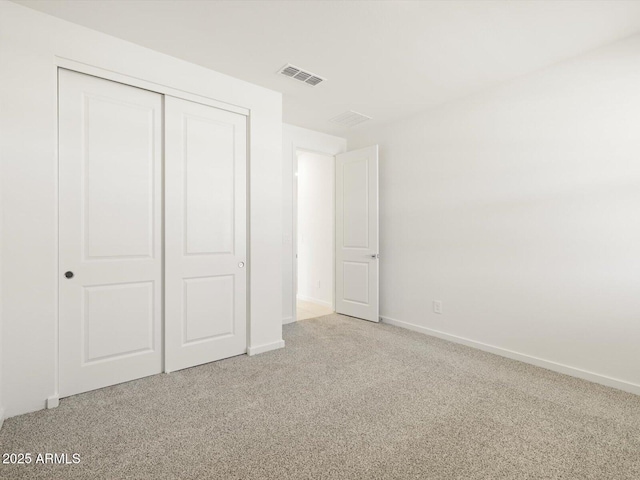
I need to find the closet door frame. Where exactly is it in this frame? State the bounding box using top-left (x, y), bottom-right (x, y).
top-left (55, 59), bottom-right (251, 398)
top-left (56, 58), bottom-right (249, 117)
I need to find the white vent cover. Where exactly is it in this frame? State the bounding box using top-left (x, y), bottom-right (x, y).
top-left (278, 64), bottom-right (325, 87)
top-left (329, 110), bottom-right (372, 127)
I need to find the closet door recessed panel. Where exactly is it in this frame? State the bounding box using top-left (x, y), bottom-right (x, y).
top-left (183, 115), bottom-right (235, 255)
top-left (84, 95), bottom-right (156, 260)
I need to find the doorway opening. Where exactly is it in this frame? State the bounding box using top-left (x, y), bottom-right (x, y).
top-left (295, 150), bottom-right (335, 321)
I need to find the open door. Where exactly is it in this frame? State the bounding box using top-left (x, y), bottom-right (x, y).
top-left (335, 145), bottom-right (379, 322)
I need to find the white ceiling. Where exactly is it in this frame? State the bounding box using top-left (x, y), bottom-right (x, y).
top-left (13, 0), bottom-right (640, 136)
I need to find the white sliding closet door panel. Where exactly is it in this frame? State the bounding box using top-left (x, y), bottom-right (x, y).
top-left (165, 96), bottom-right (247, 372)
top-left (58, 69), bottom-right (163, 397)
top-left (335, 145), bottom-right (379, 322)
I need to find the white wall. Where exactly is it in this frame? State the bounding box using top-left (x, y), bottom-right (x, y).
top-left (0, 1), bottom-right (283, 418)
top-left (297, 152), bottom-right (334, 308)
top-left (282, 125), bottom-right (346, 323)
top-left (348, 34), bottom-right (640, 394)
top-left (0, 131), bottom-right (3, 428)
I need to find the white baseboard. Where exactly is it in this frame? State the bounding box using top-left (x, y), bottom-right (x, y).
top-left (0, 408), bottom-right (4, 431)
top-left (247, 339), bottom-right (285, 356)
top-left (297, 294), bottom-right (332, 309)
top-left (283, 316), bottom-right (295, 325)
top-left (380, 315), bottom-right (640, 396)
top-left (47, 396), bottom-right (59, 409)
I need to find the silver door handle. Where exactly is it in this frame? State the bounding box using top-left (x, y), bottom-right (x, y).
top-left (370, 254), bottom-right (379, 259)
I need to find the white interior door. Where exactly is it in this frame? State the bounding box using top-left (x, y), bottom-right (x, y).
top-left (58, 69), bottom-right (163, 397)
top-left (164, 96), bottom-right (247, 372)
top-left (335, 145), bottom-right (379, 322)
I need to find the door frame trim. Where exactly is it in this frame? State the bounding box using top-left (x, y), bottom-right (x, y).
top-left (56, 57), bottom-right (250, 116)
top-left (55, 59), bottom-right (251, 401)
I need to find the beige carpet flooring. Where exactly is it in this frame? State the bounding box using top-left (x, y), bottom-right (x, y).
top-left (1, 313), bottom-right (640, 479)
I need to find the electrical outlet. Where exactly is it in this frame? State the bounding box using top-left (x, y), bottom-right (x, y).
top-left (433, 300), bottom-right (443, 314)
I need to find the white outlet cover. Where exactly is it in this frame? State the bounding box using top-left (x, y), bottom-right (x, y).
top-left (433, 301), bottom-right (443, 314)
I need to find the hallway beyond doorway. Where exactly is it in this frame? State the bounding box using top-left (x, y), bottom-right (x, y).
top-left (296, 299), bottom-right (333, 321)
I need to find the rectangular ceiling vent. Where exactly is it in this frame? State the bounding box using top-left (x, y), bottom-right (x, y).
top-left (329, 110), bottom-right (372, 127)
top-left (278, 64), bottom-right (325, 87)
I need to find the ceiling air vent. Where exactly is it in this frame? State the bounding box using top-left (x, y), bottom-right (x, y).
top-left (278, 64), bottom-right (325, 87)
top-left (329, 110), bottom-right (372, 127)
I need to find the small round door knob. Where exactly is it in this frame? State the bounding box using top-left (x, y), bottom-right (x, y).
top-left (238, 262), bottom-right (245, 268)
top-left (65, 271), bottom-right (74, 279)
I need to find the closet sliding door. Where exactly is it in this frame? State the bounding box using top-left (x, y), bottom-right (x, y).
top-left (58, 69), bottom-right (163, 397)
top-left (164, 96), bottom-right (248, 372)
top-left (59, 71), bottom-right (248, 396)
